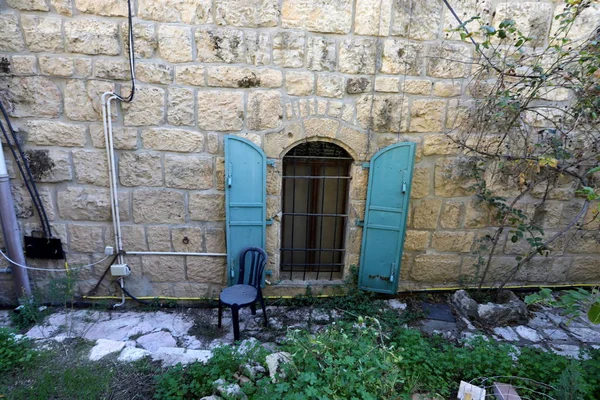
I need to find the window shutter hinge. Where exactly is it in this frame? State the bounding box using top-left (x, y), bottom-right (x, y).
top-left (356, 219), bottom-right (364, 227)
top-left (266, 218), bottom-right (273, 225)
top-left (266, 159), bottom-right (276, 166)
top-left (361, 162), bottom-right (370, 169)
top-left (402, 181), bottom-right (407, 193)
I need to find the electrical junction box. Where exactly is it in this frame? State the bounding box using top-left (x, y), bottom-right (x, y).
top-left (110, 264), bottom-right (131, 277)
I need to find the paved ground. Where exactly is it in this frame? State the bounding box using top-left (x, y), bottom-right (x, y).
top-left (1, 299), bottom-right (599, 365)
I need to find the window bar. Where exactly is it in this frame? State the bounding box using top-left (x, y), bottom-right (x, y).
top-left (303, 164), bottom-right (314, 280)
top-left (290, 156), bottom-right (297, 280)
top-left (316, 164), bottom-right (327, 280)
top-left (331, 160), bottom-right (341, 280)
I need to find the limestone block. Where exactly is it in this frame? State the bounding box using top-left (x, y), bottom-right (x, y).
top-left (69, 224), bottom-right (104, 253)
top-left (51, 0), bottom-right (73, 16)
top-left (356, 94), bottom-right (409, 133)
top-left (412, 255), bottom-right (461, 282)
top-left (266, 161), bottom-right (281, 195)
top-left (381, 40), bottom-right (423, 75)
top-left (316, 74), bottom-right (345, 98)
top-left (142, 256), bottom-right (185, 282)
top-left (120, 225), bottom-right (147, 252)
top-left (65, 19), bottom-right (119, 55)
top-left (440, 200), bottom-right (464, 229)
top-left (464, 199), bottom-right (490, 229)
top-left (244, 31), bottom-right (271, 65)
top-left (432, 231), bottom-right (474, 252)
top-left (138, 0), bottom-right (212, 24)
top-left (147, 226), bottom-right (171, 251)
top-left (38, 56), bottom-right (73, 77)
top-left (248, 90), bottom-right (282, 130)
top-left (207, 66), bottom-right (282, 88)
top-left (354, 0), bottom-right (392, 36)
top-left (90, 125), bottom-right (138, 150)
top-left (215, 0), bottom-right (279, 27)
top-left (0, 14), bottom-right (25, 51)
top-left (433, 81), bottom-right (461, 97)
top-left (119, 152), bottom-right (162, 187)
top-left (7, 0), bottom-right (49, 10)
top-left (165, 155), bottom-right (213, 190)
top-left (187, 257), bottom-right (226, 284)
top-left (21, 15), bottom-right (62, 53)
top-left (175, 65), bottom-right (205, 86)
top-left (167, 88), bottom-right (195, 127)
top-left (26, 120), bottom-right (86, 147)
top-left (133, 189), bottom-right (185, 223)
top-left (58, 187), bottom-right (127, 221)
top-left (273, 32), bottom-right (305, 68)
top-left (446, 99), bottom-right (473, 130)
top-left (122, 86), bottom-right (165, 126)
top-left (75, 0), bottom-right (128, 16)
top-left (171, 227), bottom-right (202, 253)
top-left (74, 58), bottom-right (91, 76)
top-left (551, 3), bottom-right (600, 42)
top-left (391, 0), bottom-right (441, 40)
top-left (197, 91), bottom-right (243, 131)
top-left (304, 117), bottom-right (338, 139)
top-left (121, 22), bottom-right (157, 59)
top-left (338, 38), bottom-right (377, 74)
top-left (401, 79), bottom-right (432, 95)
top-left (423, 134), bottom-right (459, 156)
top-left (569, 256), bottom-right (600, 281)
top-left (282, 0), bottom-right (353, 34)
top-left (158, 25), bottom-right (192, 63)
top-left (94, 58), bottom-right (130, 80)
top-left (434, 157), bottom-right (476, 198)
top-left (337, 126), bottom-right (367, 160)
top-left (189, 194), bottom-right (225, 221)
top-left (11, 55), bottom-right (37, 74)
top-left (286, 71), bottom-right (314, 96)
top-left (264, 122), bottom-right (302, 158)
top-left (65, 79), bottom-right (114, 122)
top-left (135, 62), bottom-right (172, 85)
top-left (426, 43), bottom-right (472, 79)
top-left (494, 2), bottom-right (552, 46)
top-left (195, 27), bottom-right (244, 63)
top-left (345, 77), bottom-right (370, 94)
top-left (350, 165), bottom-right (368, 200)
top-left (1, 76), bottom-right (62, 118)
top-left (410, 100), bottom-right (445, 133)
top-left (374, 77), bottom-right (398, 93)
top-left (24, 149), bottom-right (71, 183)
top-left (412, 198), bottom-right (442, 229)
top-left (10, 184), bottom-right (35, 218)
top-left (205, 228), bottom-right (226, 253)
top-left (566, 232), bottom-right (600, 254)
top-left (207, 133), bottom-right (219, 154)
top-left (306, 36), bottom-right (336, 71)
top-left (443, 0), bottom-right (492, 41)
top-left (410, 166), bottom-right (430, 199)
top-left (73, 150), bottom-right (109, 186)
top-left (404, 230), bottom-right (430, 251)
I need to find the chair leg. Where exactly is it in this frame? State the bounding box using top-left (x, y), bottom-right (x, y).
top-left (250, 303), bottom-right (256, 315)
top-left (217, 299), bottom-right (223, 328)
top-left (232, 304), bottom-right (240, 341)
top-left (259, 293), bottom-right (268, 327)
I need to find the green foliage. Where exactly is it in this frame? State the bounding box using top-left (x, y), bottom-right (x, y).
top-left (0, 327), bottom-right (36, 372)
top-left (525, 287), bottom-right (600, 324)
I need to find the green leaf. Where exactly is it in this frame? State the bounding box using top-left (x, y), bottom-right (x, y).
top-left (498, 30), bottom-right (507, 39)
top-left (588, 302), bottom-right (600, 324)
top-left (586, 166), bottom-right (600, 175)
top-left (481, 25), bottom-right (496, 35)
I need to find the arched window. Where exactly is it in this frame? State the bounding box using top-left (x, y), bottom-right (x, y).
top-left (280, 141), bottom-right (352, 280)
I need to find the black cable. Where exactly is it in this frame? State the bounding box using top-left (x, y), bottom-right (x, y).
top-left (117, 283), bottom-right (151, 305)
top-left (112, 0), bottom-right (136, 103)
top-left (0, 106), bottom-right (52, 237)
top-left (86, 252), bottom-right (121, 296)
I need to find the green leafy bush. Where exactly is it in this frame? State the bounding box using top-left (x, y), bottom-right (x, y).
top-left (0, 327), bottom-right (36, 371)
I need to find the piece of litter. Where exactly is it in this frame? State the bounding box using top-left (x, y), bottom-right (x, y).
top-left (457, 381), bottom-right (485, 400)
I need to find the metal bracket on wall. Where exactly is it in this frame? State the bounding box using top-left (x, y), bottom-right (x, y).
top-left (356, 219), bottom-right (364, 227)
top-left (266, 218), bottom-right (274, 226)
top-left (266, 159), bottom-right (276, 166)
top-left (361, 162), bottom-right (370, 169)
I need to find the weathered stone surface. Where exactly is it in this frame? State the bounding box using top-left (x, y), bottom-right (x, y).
top-left (21, 15), bottom-right (63, 52)
top-left (434, 157), bottom-right (476, 197)
top-left (51, 0), bottom-right (73, 16)
top-left (189, 194), bottom-right (225, 221)
top-left (73, 150), bottom-right (109, 186)
top-left (133, 189), bottom-right (185, 223)
top-left (409, 166), bottom-right (430, 199)
top-left (142, 128), bottom-right (203, 152)
top-left (26, 120), bottom-right (85, 147)
top-left (7, 0), bottom-right (49, 10)
top-left (273, 32), bottom-right (305, 68)
top-left (165, 155), bottom-right (213, 190)
top-left (381, 40), bottom-right (423, 75)
top-left (207, 133), bottom-right (219, 154)
top-left (197, 91), bottom-right (243, 131)
top-left (147, 226), bottom-right (171, 251)
top-left (158, 25), bottom-right (192, 63)
top-left (477, 291), bottom-right (528, 326)
top-left (175, 65), bottom-right (205, 86)
top-left (433, 81), bottom-right (461, 97)
top-left (410, 99), bottom-right (445, 133)
top-left (282, 0), bottom-right (352, 34)
top-left (286, 71), bottom-right (314, 96)
top-left (65, 79), bottom-right (114, 122)
top-left (207, 66), bottom-right (282, 88)
top-left (215, 0), bottom-right (278, 27)
top-left (39, 56), bottom-right (74, 77)
top-left (24, 149), bottom-right (70, 183)
top-left (118, 347), bottom-right (151, 362)
top-left (427, 43), bottom-right (472, 79)
top-left (152, 347), bottom-right (212, 367)
top-left (374, 76), bottom-right (398, 93)
top-left (551, 3), bottom-right (600, 41)
top-left (493, 327), bottom-right (519, 342)
top-left (401, 79), bottom-right (432, 95)
top-left (412, 198), bottom-right (442, 229)
top-left (94, 58), bottom-right (130, 80)
top-left (315, 74), bottom-right (345, 99)
top-left (306, 36), bottom-right (336, 71)
top-left (354, 0), bottom-right (392, 36)
top-left (443, 0), bottom-right (492, 41)
top-left (205, 228), bottom-right (225, 253)
top-left (464, 199), bottom-right (490, 229)
top-left (136, 62), bottom-right (172, 85)
top-left (0, 14), bottom-right (25, 51)
top-left (10, 55), bottom-right (37, 74)
top-left (58, 187), bottom-right (112, 221)
top-left (172, 227), bottom-right (202, 252)
top-left (89, 339), bottom-right (125, 361)
top-left (440, 201), bottom-right (463, 229)
top-left (337, 126), bottom-right (367, 159)
top-left (119, 152), bottom-right (162, 187)
top-left (304, 118), bottom-right (338, 140)
top-left (167, 88), bottom-right (194, 126)
top-left (74, 58), bottom-right (91, 76)
top-left (65, 19), bottom-right (119, 55)
top-left (391, 0), bottom-right (441, 40)
top-left (120, 225), bottom-right (147, 251)
top-left (432, 231), bottom-right (474, 252)
top-left (121, 22), bottom-right (157, 59)
top-left (569, 256), bottom-right (600, 281)
top-left (356, 94), bottom-right (409, 132)
top-left (345, 76), bottom-right (373, 94)
top-left (196, 27), bottom-right (244, 63)
top-left (75, 0), bottom-right (128, 16)
top-left (0, 77), bottom-right (61, 118)
top-left (412, 255), bottom-right (461, 282)
top-left (142, 256), bottom-right (185, 281)
top-left (403, 230), bottom-right (430, 251)
top-left (187, 257), bottom-right (226, 284)
top-left (138, 0), bottom-right (212, 24)
top-left (137, 331), bottom-right (177, 352)
top-left (90, 125), bottom-right (138, 150)
top-left (494, 2), bottom-right (552, 46)
top-left (247, 91), bottom-right (282, 130)
top-left (123, 86), bottom-right (165, 126)
top-left (423, 134), bottom-right (459, 156)
top-left (338, 38), bottom-right (377, 74)
top-left (244, 31), bottom-right (270, 65)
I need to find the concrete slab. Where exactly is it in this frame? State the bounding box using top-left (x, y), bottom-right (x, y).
top-left (89, 339), bottom-right (126, 361)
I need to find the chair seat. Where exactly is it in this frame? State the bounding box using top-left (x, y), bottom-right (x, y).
top-left (220, 284), bottom-right (258, 307)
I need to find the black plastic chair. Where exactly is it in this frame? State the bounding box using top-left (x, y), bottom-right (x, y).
top-left (218, 247), bottom-right (268, 341)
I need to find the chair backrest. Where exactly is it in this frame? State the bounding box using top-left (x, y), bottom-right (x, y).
top-left (237, 247), bottom-right (267, 287)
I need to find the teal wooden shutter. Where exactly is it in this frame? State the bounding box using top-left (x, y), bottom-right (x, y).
top-left (225, 136), bottom-right (266, 286)
top-left (358, 142), bottom-right (415, 293)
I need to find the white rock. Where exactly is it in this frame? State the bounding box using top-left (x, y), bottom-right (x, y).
top-left (89, 339), bottom-right (126, 361)
top-left (265, 352), bottom-right (291, 383)
top-left (136, 331), bottom-right (177, 352)
top-left (152, 347), bottom-right (212, 366)
top-left (549, 344), bottom-right (588, 360)
top-left (26, 324), bottom-right (60, 339)
top-left (493, 327), bottom-right (519, 342)
top-left (566, 327), bottom-right (600, 343)
top-left (515, 326), bottom-right (543, 342)
top-left (180, 335), bottom-right (204, 350)
top-left (118, 347), bottom-right (151, 362)
top-left (543, 328), bottom-right (570, 341)
top-left (387, 299), bottom-right (407, 310)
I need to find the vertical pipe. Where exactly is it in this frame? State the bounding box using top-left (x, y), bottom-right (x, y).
top-left (0, 147), bottom-right (31, 298)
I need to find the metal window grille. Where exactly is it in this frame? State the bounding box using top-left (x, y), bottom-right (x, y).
top-left (280, 142), bottom-right (352, 280)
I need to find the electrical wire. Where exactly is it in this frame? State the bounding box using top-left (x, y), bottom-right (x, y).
top-left (0, 248), bottom-right (110, 271)
top-left (112, 0), bottom-right (136, 103)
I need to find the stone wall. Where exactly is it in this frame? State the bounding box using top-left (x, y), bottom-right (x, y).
top-left (0, 0), bottom-right (599, 302)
